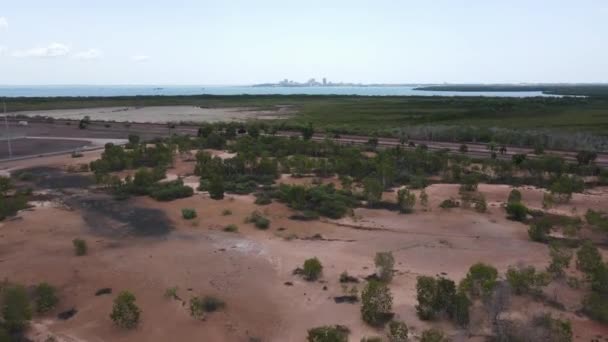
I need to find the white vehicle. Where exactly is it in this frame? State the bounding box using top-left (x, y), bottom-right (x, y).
top-left (17, 121), bottom-right (28, 126)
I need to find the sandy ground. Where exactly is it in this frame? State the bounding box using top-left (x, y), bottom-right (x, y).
top-left (2, 154), bottom-right (608, 341)
top-left (10, 106), bottom-right (292, 123)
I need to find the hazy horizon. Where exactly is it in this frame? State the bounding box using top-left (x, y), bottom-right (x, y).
top-left (1, 0), bottom-right (607, 85)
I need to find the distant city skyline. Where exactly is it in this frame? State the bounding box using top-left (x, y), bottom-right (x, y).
top-left (1, 0), bottom-right (607, 85)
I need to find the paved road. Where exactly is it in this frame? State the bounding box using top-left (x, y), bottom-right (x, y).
top-left (2, 118), bottom-right (607, 167)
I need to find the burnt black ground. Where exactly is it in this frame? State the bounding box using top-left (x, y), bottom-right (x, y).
top-left (68, 195), bottom-right (173, 237)
top-left (14, 166), bottom-right (95, 189)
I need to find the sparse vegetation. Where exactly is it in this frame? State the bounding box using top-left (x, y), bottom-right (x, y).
top-left (420, 329), bottom-right (447, 342)
top-left (1, 284), bottom-right (32, 333)
top-left (386, 320), bottom-right (408, 342)
top-left (246, 210), bottom-right (270, 229)
top-left (189, 295), bottom-right (225, 319)
top-left (506, 202), bottom-right (528, 221)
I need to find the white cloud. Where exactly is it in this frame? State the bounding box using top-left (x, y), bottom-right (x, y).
top-left (131, 55), bottom-right (150, 62)
top-left (12, 42), bottom-right (70, 58)
top-left (0, 17), bottom-right (7, 30)
top-left (0, 46), bottom-right (6, 56)
top-left (74, 48), bottom-right (102, 60)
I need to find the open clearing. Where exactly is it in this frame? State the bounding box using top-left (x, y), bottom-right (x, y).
top-left (2, 150), bottom-right (608, 342)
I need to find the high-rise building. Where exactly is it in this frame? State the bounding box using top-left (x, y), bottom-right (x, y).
top-left (322, 78), bottom-right (327, 85)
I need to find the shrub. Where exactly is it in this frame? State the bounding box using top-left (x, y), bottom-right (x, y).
top-left (149, 179), bottom-right (194, 201)
top-left (110, 291), bottom-right (140, 329)
top-left (1, 285), bottom-right (32, 333)
top-left (420, 329), bottom-right (447, 342)
top-left (577, 241), bottom-right (603, 275)
top-left (459, 144), bottom-right (468, 153)
top-left (254, 193), bottom-right (272, 205)
top-left (374, 251), bottom-right (395, 283)
top-left (506, 266), bottom-right (549, 295)
top-left (549, 175), bottom-right (584, 202)
top-left (474, 195), bottom-right (487, 213)
top-left (303, 258), bottom-right (323, 281)
top-left (181, 208), bottom-right (197, 220)
top-left (72, 238), bottom-right (87, 256)
top-left (222, 209), bottom-right (233, 216)
top-left (506, 202), bottom-right (527, 221)
top-left (583, 291), bottom-right (608, 323)
top-left (35, 283), bottom-right (59, 314)
top-left (547, 242), bottom-right (573, 277)
top-left (439, 198), bottom-right (459, 209)
top-left (528, 223), bottom-right (550, 242)
top-left (386, 320), bottom-right (408, 342)
top-left (507, 189), bottom-right (522, 204)
top-left (190, 296), bottom-right (225, 319)
top-left (419, 189), bottom-right (429, 207)
top-left (459, 174), bottom-right (478, 192)
top-left (246, 210), bottom-right (270, 229)
top-left (306, 325), bottom-right (349, 342)
top-left (361, 280), bottom-right (393, 326)
top-left (223, 224), bottom-right (238, 233)
top-left (459, 262), bottom-right (498, 298)
top-left (164, 287), bottom-right (178, 300)
top-left (397, 189), bottom-right (416, 214)
top-left (360, 337), bottom-right (383, 342)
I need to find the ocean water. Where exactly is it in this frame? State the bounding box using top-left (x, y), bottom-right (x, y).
top-left (0, 85), bottom-right (555, 98)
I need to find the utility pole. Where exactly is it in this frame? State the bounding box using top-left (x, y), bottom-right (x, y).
top-left (3, 101), bottom-right (12, 158)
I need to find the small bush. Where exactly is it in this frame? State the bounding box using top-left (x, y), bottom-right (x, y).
top-left (439, 198), bottom-right (459, 209)
top-left (374, 251), bottom-right (395, 283)
top-left (528, 223), bottom-right (550, 242)
top-left (474, 196), bottom-right (487, 213)
top-left (190, 295), bottom-right (225, 319)
top-left (35, 283), bottom-right (59, 314)
top-left (221, 209), bottom-right (233, 216)
top-left (386, 320), bottom-right (408, 342)
top-left (506, 202), bottom-right (528, 221)
top-left (72, 238), bottom-right (87, 256)
top-left (164, 287), bottom-right (178, 300)
top-left (307, 325), bottom-right (349, 342)
top-left (223, 224), bottom-right (238, 233)
top-left (508, 189), bottom-right (522, 204)
top-left (420, 329), bottom-right (447, 342)
top-left (110, 291), bottom-right (140, 329)
top-left (1, 284), bottom-right (32, 333)
top-left (246, 210), bottom-right (270, 229)
top-left (254, 194), bottom-right (272, 205)
top-left (303, 257), bottom-right (323, 281)
top-left (181, 208), bottom-right (197, 220)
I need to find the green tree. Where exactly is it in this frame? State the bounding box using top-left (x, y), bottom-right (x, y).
top-left (1, 285), bottom-right (32, 333)
top-left (302, 123), bottom-right (314, 140)
top-left (374, 251), bottom-right (395, 282)
top-left (397, 189), bottom-right (416, 214)
top-left (415, 276), bottom-right (438, 320)
top-left (507, 189), bottom-right (522, 204)
top-left (363, 177), bottom-right (383, 207)
top-left (459, 263), bottom-right (498, 298)
top-left (208, 176), bottom-right (225, 200)
top-left (361, 280), bottom-right (393, 326)
top-left (110, 291), bottom-right (141, 329)
top-left (303, 258), bottom-right (323, 281)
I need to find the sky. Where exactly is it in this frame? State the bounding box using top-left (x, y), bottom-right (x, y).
top-left (0, 0), bottom-right (607, 85)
